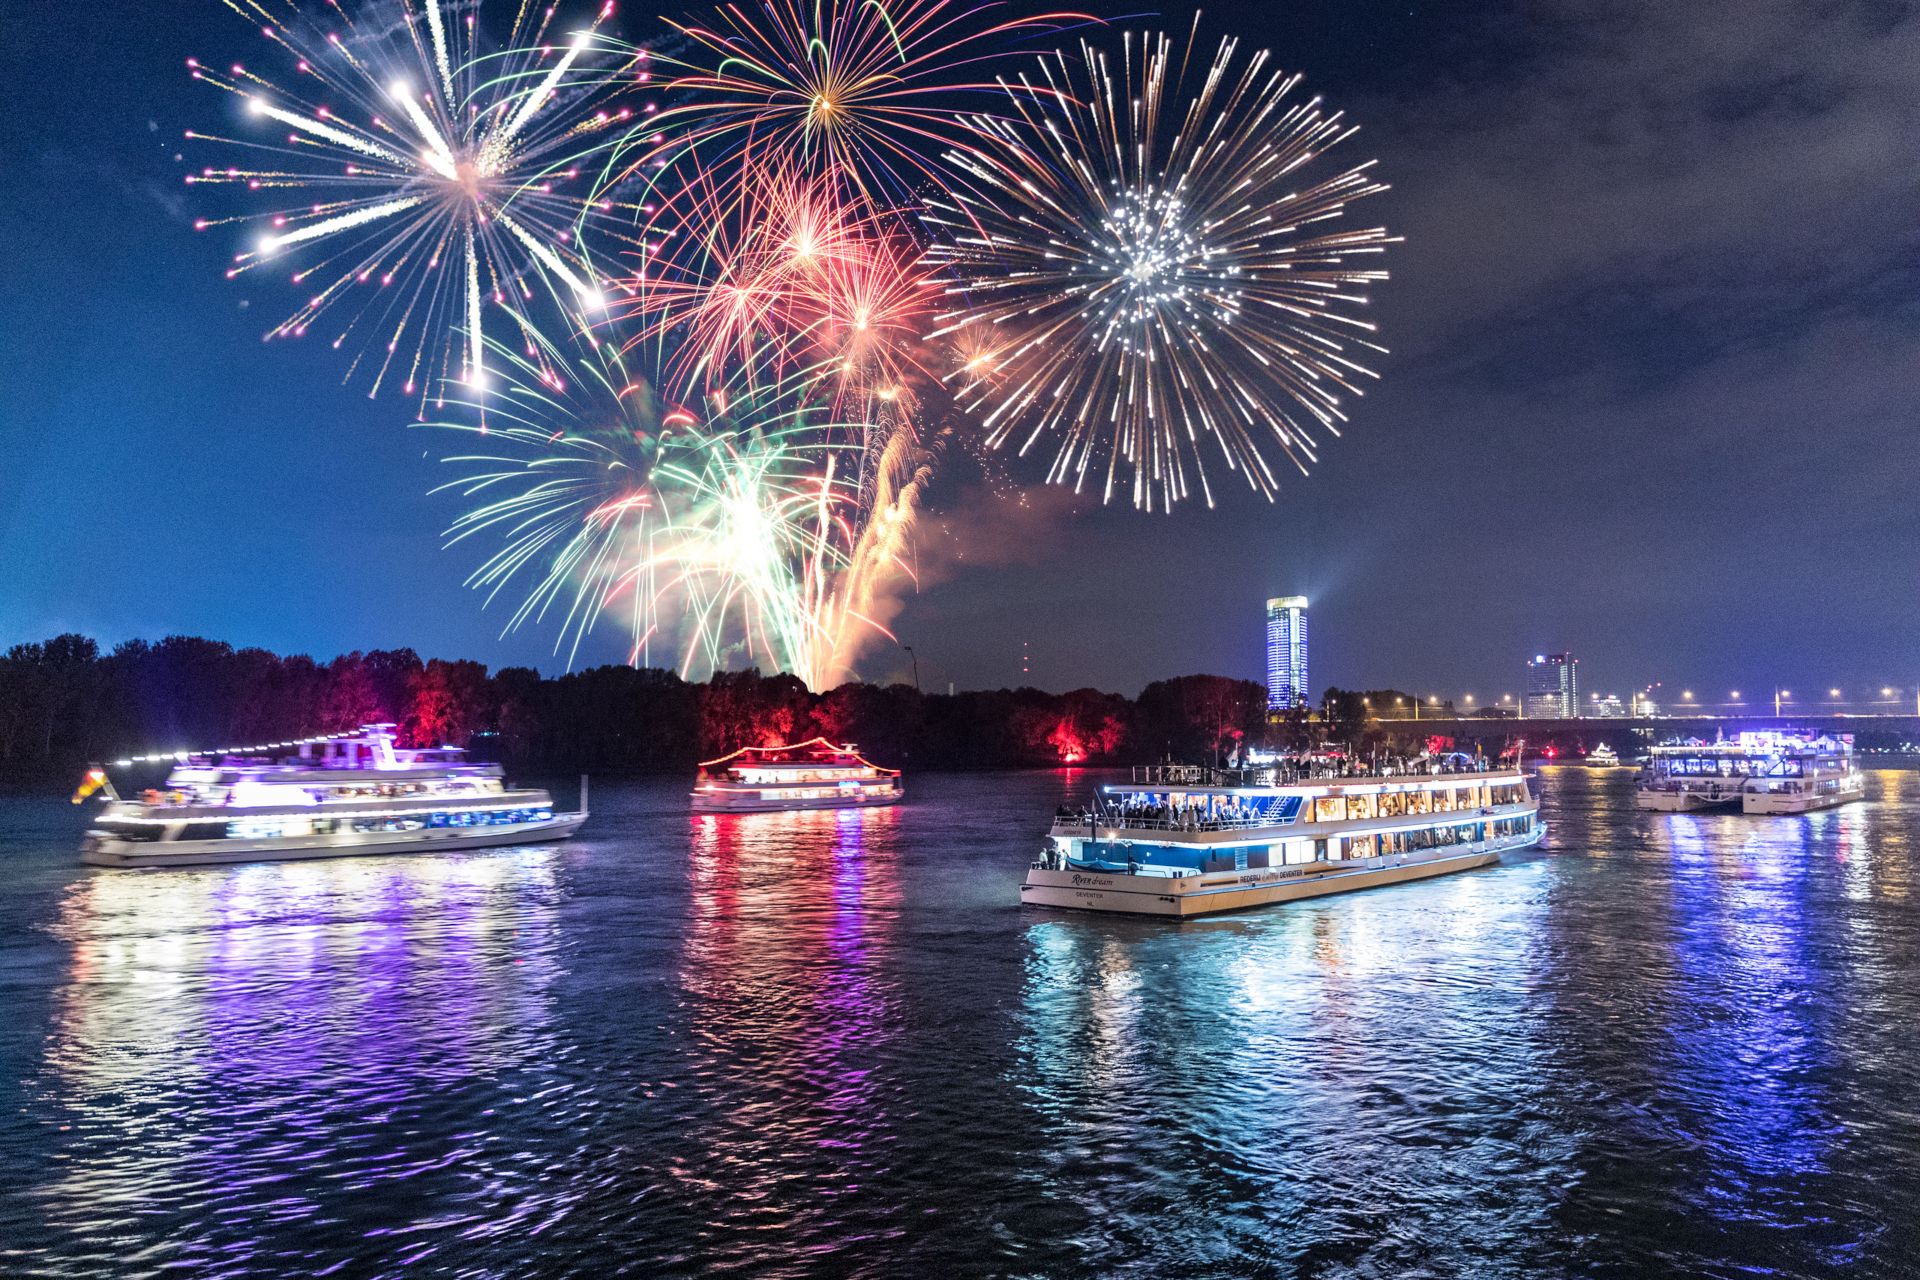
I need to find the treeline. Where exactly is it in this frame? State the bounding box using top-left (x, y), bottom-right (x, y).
top-left (0, 634), bottom-right (1274, 775)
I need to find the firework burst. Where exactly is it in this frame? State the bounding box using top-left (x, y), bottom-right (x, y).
top-left (599, 0), bottom-right (1091, 207)
top-left (927, 27), bottom-right (1398, 510)
top-left (430, 327), bottom-right (927, 687)
top-left (189, 0), bottom-right (643, 402)
top-left (618, 155), bottom-right (940, 411)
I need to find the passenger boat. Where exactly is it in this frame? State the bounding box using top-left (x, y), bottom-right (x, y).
top-left (74, 724), bottom-right (585, 868)
top-left (1584, 743), bottom-right (1622, 768)
top-left (690, 738), bottom-right (902, 812)
top-left (1634, 730), bottom-right (1864, 814)
top-left (1022, 760), bottom-right (1542, 917)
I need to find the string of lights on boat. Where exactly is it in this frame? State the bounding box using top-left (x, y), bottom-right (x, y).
top-left (109, 729), bottom-right (369, 769)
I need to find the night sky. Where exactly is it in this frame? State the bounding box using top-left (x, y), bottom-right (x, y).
top-left (2, 0), bottom-right (1915, 700)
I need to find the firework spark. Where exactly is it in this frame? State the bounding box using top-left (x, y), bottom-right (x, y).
top-left (189, 0), bottom-right (642, 402)
top-left (927, 26), bottom-right (1398, 510)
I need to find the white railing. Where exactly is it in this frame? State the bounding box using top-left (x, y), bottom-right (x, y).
top-left (1129, 760), bottom-right (1510, 788)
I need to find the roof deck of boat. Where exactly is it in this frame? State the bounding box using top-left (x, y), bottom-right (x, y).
top-left (1102, 762), bottom-right (1526, 796)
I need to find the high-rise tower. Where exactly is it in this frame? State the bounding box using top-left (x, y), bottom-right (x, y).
top-left (1266, 597), bottom-right (1309, 710)
top-left (1525, 652), bottom-right (1578, 718)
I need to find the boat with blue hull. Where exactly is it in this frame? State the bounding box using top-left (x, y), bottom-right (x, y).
top-left (1023, 760), bottom-right (1543, 916)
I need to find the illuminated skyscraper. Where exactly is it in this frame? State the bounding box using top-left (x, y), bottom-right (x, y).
top-left (1266, 597), bottom-right (1309, 710)
top-left (1526, 652), bottom-right (1578, 718)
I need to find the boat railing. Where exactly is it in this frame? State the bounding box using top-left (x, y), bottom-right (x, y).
top-left (1128, 760), bottom-right (1506, 788)
top-left (1060, 813), bottom-right (1282, 833)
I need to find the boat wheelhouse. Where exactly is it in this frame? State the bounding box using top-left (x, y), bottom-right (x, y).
top-left (76, 724), bottom-right (585, 868)
top-left (1023, 760), bottom-right (1542, 917)
top-left (1635, 730), bottom-right (1864, 814)
top-left (691, 738), bottom-right (902, 812)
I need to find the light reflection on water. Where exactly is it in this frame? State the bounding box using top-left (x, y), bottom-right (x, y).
top-left (16, 850), bottom-right (565, 1274)
top-left (0, 770), bottom-right (1916, 1277)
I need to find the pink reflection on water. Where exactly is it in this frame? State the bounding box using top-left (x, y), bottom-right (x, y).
top-left (680, 805), bottom-right (904, 1200)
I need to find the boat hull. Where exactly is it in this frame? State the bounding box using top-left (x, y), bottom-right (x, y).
top-left (1021, 826), bottom-right (1544, 917)
top-left (689, 790), bottom-right (901, 814)
top-left (1635, 788), bottom-right (1739, 812)
top-left (80, 812), bottom-right (586, 869)
top-left (1741, 778), bottom-right (1866, 815)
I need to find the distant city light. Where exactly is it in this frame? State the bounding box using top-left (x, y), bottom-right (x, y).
top-left (1731, 690), bottom-right (1742, 700)
top-left (1681, 690), bottom-right (1694, 700)
top-left (1829, 688), bottom-right (1841, 698)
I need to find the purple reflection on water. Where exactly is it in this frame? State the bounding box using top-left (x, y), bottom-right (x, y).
top-left (33, 850), bottom-right (565, 1270)
top-left (1662, 813), bottom-right (1837, 1193)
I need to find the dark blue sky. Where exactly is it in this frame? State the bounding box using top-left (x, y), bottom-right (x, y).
top-left (2, 0), bottom-right (1915, 700)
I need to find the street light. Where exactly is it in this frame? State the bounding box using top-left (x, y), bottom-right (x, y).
top-left (902, 644), bottom-right (920, 693)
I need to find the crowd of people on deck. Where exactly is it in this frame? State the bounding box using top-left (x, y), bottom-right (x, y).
top-left (1053, 798), bottom-right (1265, 831)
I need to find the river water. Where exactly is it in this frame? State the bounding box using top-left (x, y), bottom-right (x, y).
top-left (1, 767), bottom-right (1916, 1278)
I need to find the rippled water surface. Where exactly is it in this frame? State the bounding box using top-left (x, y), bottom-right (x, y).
top-left (3, 767), bottom-right (1919, 1277)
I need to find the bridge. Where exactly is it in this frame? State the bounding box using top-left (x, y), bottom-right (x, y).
top-left (1359, 713), bottom-right (1920, 750)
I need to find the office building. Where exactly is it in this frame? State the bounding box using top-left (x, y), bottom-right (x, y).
top-left (1266, 597), bottom-right (1309, 710)
top-left (1526, 652), bottom-right (1578, 718)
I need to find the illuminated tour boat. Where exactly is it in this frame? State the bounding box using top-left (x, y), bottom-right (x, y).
top-left (1634, 730), bottom-right (1864, 815)
top-left (1585, 743), bottom-right (1622, 768)
top-left (1022, 758), bottom-right (1543, 917)
top-left (691, 738), bottom-right (903, 812)
top-left (74, 724), bottom-right (586, 868)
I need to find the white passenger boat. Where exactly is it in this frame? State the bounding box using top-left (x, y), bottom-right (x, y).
top-left (1635, 730), bottom-right (1864, 815)
top-left (1022, 761), bottom-right (1542, 917)
top-left (690, 738), bottom-right (902, 812)
top-left (1584, 743), bottom-right (1622, 768)
top-left (74, 724), bottom-right (585, 868)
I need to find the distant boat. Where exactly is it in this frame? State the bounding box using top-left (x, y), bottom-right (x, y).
top-left (75, 724), bottom-right (585, 868)
top-left (1635, 730), bottom-right (1864, 815)
top-left (1585, 743), bottom-right (1622, 768)
top-left (691, 738), bottom-right (902, 813)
